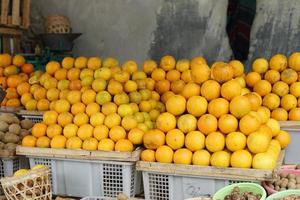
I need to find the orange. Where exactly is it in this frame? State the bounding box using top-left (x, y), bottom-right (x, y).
top-left (245, 72), bottom-right (261, 87)
top-left (230, 150), bottom-right (252, 168)
top-left (166, 95), bottom-right (186, 116)
top-left (289, 108), bottom-right (300, 120)
top-left (252, 153), bottom-right (276, 169)
top-left (185, 131), bottom-right (205, 152)
top-left (21, 93), bottom-right (33, 106)
top-left (127, 128), bottom-right (144, 145)
top-left (43, 110), bottom-right (58, 125)
top-left (5, 88), bottom-right (18, 99)
top-left (170, 80), bottom-right (185, 94)
top-left (81, 89), bottom-right (96, 105)
top-left (93, 124), bottom-right (109, 141)
top-left (54, 68), bottom-right (67, 80)
top-left (73, 113), bottom-right (89, 126)
top-left (252, 58), bottom-right (268, 74)
top-left (109, 126), bottom-right (126, 142)
top-left (122, 60), bottom-right (138, 74)
top-left (62, 57), bottom-right (74, 69)
top-left (262, 93), bottom-right (280, 110)
top-left (33, 87), bottom-right (47, 100)
top-left (289, 52), bottom-right (300, 71)
top-left (201, 80), bottom-right (221, 101)
top-left (191, 56), bottom-right (206, 66)
top-left (244, 92), bottom-right (262, 111)
top-left (155, 79), bottom-right (170, 95)
top-left (85, 102), bottom-right (100, 117)
top-left (90, 112), bottom-right (105, 127)
top-left (66, 136), bottom-right (82, 149)
top-left (32, 123), bottom-right (47, 138)
top-left (46, 124), bottom-right (62, 138)
top-left (104, 113), bottom-right (121, 128)
top-left (281, 69), bottom-right (298, 84)
top-left (181, 70), bottom-right (192, 83)
top-left (55, 99), bottom-right (70, 113)
top-left (155, 145), bottom-right (174, 163)
top-left (63, 124), bottom-right (78, 138)
top-left (44, 77), bottom-right (58, 89)
top-left (36, 136), bottom-right (51, 148)
top-left (107, 80), bottom-right (123, 95)
top-left (290, 82), bottom-right (300, 97)
top-left (143, 59), bottom-right (157, 75)
top-left (271, 108), bottom-right (288, 121)
top-left (269, 54), bottom-right (287, 72)
top-left (186, 96), bottom-right (207, 117)
top-left (143, 129), bottom-right (165, 149)
top-left (210, 151), bottom-right (230, 167)
top-left (50, 135), bottom-right (67, 149)
top-left (275, 130), bottom-right (290, 149)
top-left (177, 114), bottom-right (197, 133)
top-left (281, 94), bottom-right (297, 111)
top-left (0, 53), bottom-right (11, 67)
top-left (247, 131), bottom-right (270, 153)
top-left (191, 63), bottom-right (210, 84)
top-left (7, 75), bottom-right (21, 88)
top-left (192, 149), bottom-right (211, 166)
top-left (221, 79), bottom-right (242, 100)
top-left (151, 68), bottom-right (166, 81)
top-left (115, 139), bottom-right (134, 152)
top-left (205, 132), bottom-right (225, 152)
top-left (141, 149), bottom-right (156, 162)
top-left (25, 99), bottom-right (37, 110)
top-left (156, 112), bottom-right (176, 132)
top-left (239, 113), bottom-right (261, 135)
top-left (103, 57), bottom-right (119, 68)
top-left (264, 70), bottom-right (280, 84)
top-left (229, 60), bottom-right (244, 77)
top-left (77, 124), bottom-right (94, 140)
top-left (218, 114), bottom-right (238, 134)
top-left (165, 129), bottom-right (185, 150)
top-left (197, 114), bottom-right (218, 135)
top-left (21, 63), bottom-right (34, 74)
top-left (272, 81), bottom-right (289, 97)
top-left (6, 98), bottom-right (20, 107)
top-left (102, 102), bottom-right (117, 115)
top-left (37, 99), bottom-right (50, 111)
top-left (87, 57), bottom-right (101, 70)
top-left (235, 76), bottom-right (246, 88)
top-left (98, 138), bottom-right (115, 151)
top-left (121, 115), bottom-right (138, 131)
top-left (173, 148), bottom-right (193, 164)
top-left (166, 69), bottom-right (180, 82)
top-left (226, 131), bottom-right (246, 151)
top-left (22, 135), bottom-right (37, 147)
top-left (46, 88), bottom-right (60, 102)
top-left (45, 61), bottom-right (60, 75)
top-left (96, 91), bottom-right (112, 105)
top-left (57, 112), bottom-right (73, 127)
top-left (74, 56), bottom-right (88, 69)
top-left (82, 138), bottom-right (98, 151)
top-left (71, 102), bottom-right (86, 115)
top-left (17, 82), bottom-right (30, 95)
top-left (253, 80), bottom-right (272, 96)
top-left (160, 55), bottom-right (175, 71)
top-left (176, 59), bottom-right (190, 72)
top-left (67, 68), bottom-right (81, 81)
top-left (181, 82), bottom-right (201, 99)
top-left (266, 118), bottom-right (280, 137)
top-left (69, 79), bottom-right (82, 90)
top-left (208, 98), bottom-right (229, 118)
top-left (211, 62), bottom-right (234, 83)
top-left (229, 95), bottom-right (251, 118)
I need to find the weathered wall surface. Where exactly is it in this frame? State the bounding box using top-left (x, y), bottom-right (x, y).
top-left (31, 0), bottom-right (232, 65)
top-left (249, 0), bottom-right (300, 62)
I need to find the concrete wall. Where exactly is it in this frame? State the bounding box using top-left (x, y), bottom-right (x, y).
top-left (31, 0), bottom-right (232, 65)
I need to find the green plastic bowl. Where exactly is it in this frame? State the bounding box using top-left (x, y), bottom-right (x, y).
top-left (213, 183), bottom-right (267, 200)
top-left (266, 189), bottom-right (300, 200)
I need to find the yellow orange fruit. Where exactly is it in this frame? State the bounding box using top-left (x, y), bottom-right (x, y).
top-left (46, 61), bottom-right (60, 75)
top-left (166, 95), bottom-right (186, 116)
top-left (270, 54), bottom-right (287, 72)
top-left (257, 106), bottom-right (271, 123)
top-left (245, 72), bottom-right (261, 87)
top-left (115, 139), bottom-right (134, 152)
top-left (230, 150), bottom-right (252, 168)
top-left (36, 136), bottom-right (50, 148)
top-left (166, 129), bottom-right (185, 150)
top-left (50, 135), bottom-right (67, 149)
top-left (281, 68), bottom-right (298, 84)
top-left (197, 114), bottom-right (218, 135)
top-left (143, 129), bottom-right (165, 150)
top-left (210, 151), bottom-right (230, 167)
top-left (289, 108), bottom-right (300, 120)
top-left (181, 82), bottom-right (201, 99)
top-left (266, 118), bottom-right (280, 137)
top-left (221, 79), bottom-right (242, 100)
top-left (185, 131), bottom-right (205, 152)
top-left (77, 124), bottom-right (94, 140)
top-left (226, 131), bottom-right (246, 151)
top-left (281, 94), bottom-right (297, 111)
top-left (247, 131), bottom-right (270, 154)
top-left (211, 62), bottom-right (234, 83)
top-left (87, 57), bottom-right (101, 70)
top-left (0, 53), bottom-right (12, 67)
top-left (176, 59), bottom-right (190, 72)
top-left (252, 153), bottom-right (276, 169)
top-left (208, 98), bottom-right (229, 118)
top-left (252, 58), bottom-right (268, 74)
top-left (218, 114), bottom-right (238, 134)
top-left (229, 60), bottom-right (244, 77)
top-left (155, 145), bottom-right (174, 163)
top-left (205, 132), bottom-right (225, 152)
top-left (177, 114), bottom-right (197, 133)
top-left (192, 149), bottom-right (211, 166)
top-left (63, 124), bottom-right (78, 138)
top-left (275, 130), bottom-right (290, 149)
top-left (160, 55), bottom-right (176, 71)
top-left (173, 148), bottom-right (193, 164)
top-left (71, 102), bottom-right (86, 115)
top-left (104, 113), bottom-right (121, 128)
top-left (201, 80), bottom-right (221, 101)
top-left (81, 89), bottom-right (96, 105)
top-left (244, 92), bottom-right (262, 111)
top-left (57, 112), bottom-right (73, 127)
top-left (46, 124), bottom-right (62, 138)
top-left (229, 96), bottom-right (251, 118)
top-left (289, 52), bottom-right (300, 71)
top-left (253, 80), bottom-right (272, 97)
top-left (141, 149), bottom-right (156, 162)
top-left (143, 59), bottom-right (157, 75)
top-left (82, 138), bottom-right (98, 151)
top-left (262, 93), bottom-right (280, 110)
top-left (73, 113), bottom-right (89, 126)
top-left (74, 56), bottom-right (88, 69)
top-left (271, 108), bottom-right (288, 121)
top-left (264, 70), bottom-right (280, 84)
top-left (32, 123), bottom-right (47, 138)
top-left (43, 110), bottom-right (58, 125)
top-left (191, 63), bottom-right (210, 84)
top-left (62, 57), bottom-right (74, 69)
top-left (156, 112), bottom-right (176, 132)
top-left (186, 96), bottom-right (207, 117)
top-left (22, 135), bottom-right (37, 147)
top-left (66, 136), bottom-right (82, 149)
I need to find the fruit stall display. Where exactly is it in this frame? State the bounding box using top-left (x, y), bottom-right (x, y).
top-left (0, 52), bottom-right (298, 199)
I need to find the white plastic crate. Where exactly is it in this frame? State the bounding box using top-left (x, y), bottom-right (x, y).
top-left (280, 128), bottom-right (300, 164)
top-left (21, 114), bottom-right (43, 123)
top-left (141, 171), bottom-right (259, 200)
top-left (81, 198), bottom-right (115, 200)
top-left (28, 157), bottom-right (142, 198)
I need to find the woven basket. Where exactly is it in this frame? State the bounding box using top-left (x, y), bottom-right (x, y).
top-left (44, 15), bottom-right (71, 33)
top-left (0, 168), bottom-right (52, 200)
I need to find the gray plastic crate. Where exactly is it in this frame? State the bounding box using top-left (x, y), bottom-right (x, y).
top-left (280, 128), bottom-right (300, 164)
top-left (29, 157), bottom-right (142, 198)
top-left (141, 171), bottom-right (258, 200)
top-left (21, 114), bottom-right (43, 123)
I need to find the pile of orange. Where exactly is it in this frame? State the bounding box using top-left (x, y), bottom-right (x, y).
top-left (22, 57), bottom-right (162, 152)
top-left (140, 55), bottom-right (290, 169)
top-left (250, 53), bottom-right (300, 121)
top-left (0, 54), bottom-right (34, 107)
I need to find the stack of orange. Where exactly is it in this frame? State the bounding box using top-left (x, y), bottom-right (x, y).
top-left (140, 55), bottom-right (290, 169)
top-left (0, 54), bottom-right (34, 107)
top-left (22, 57), bottom-right (163, 152)
top-left (249, 52), bottom-right (300, 121)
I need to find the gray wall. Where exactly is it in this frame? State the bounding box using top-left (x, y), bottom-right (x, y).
top-left (31, 0), bottom-right (232, 65)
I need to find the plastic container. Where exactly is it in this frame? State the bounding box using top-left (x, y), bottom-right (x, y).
top-left (266, 189), bottom-right (300, 200)
top-left (28, 157), bottom-right (142, 198)
top-left (81, 198), bottom-right (115, 200)
top-left (263, 168), bottom-right (300, 195)
top-left (280, 127), bottom-right (300, 164)
top-left (142, 171), bottom-right (259, 200)
top-left (20, 114), bottom-right (43, 123)
top-left (213, 183), bottom-right (266, 200)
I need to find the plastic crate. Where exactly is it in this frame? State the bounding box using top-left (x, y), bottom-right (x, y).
top-left (81, 198), bottom-right (115, 200)
top-left (28, 157), bottom-right (142, 198)
top-left (141, 171), bottom-right (259, 200)
top-left (280, 128), bottom-right (300, 164)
